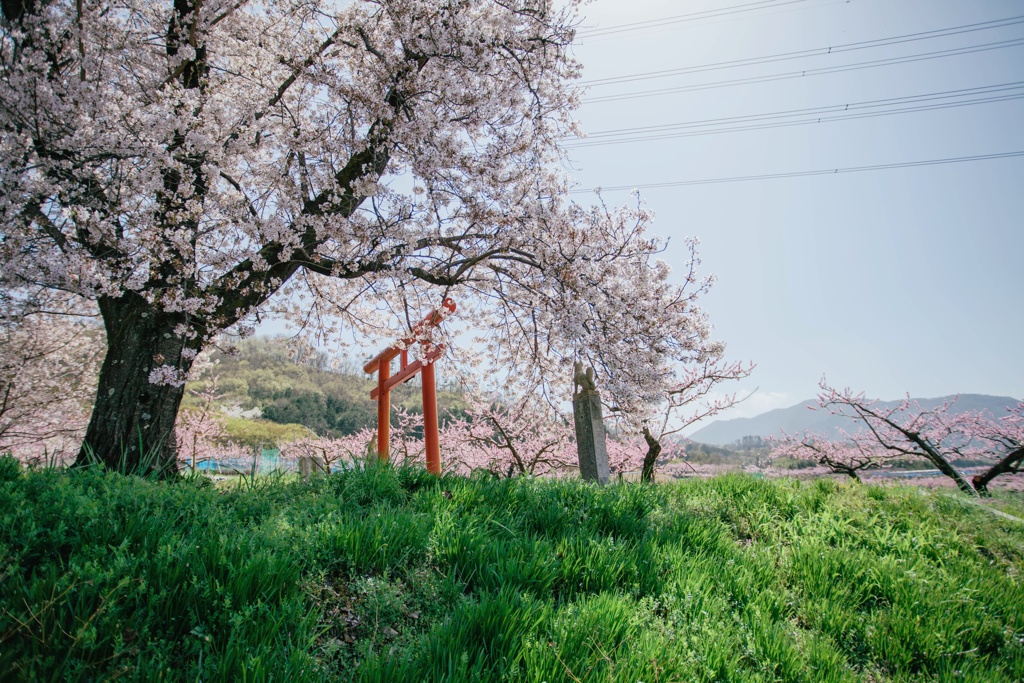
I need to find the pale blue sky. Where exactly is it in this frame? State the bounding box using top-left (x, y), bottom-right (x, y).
top-left (568, 0), bottom-right (1024, 420)
top-left (258, 0), bottom-right (1022, 424)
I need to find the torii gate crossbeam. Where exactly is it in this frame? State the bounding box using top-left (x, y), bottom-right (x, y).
top-left (362, 299), bottom-right (455, 475)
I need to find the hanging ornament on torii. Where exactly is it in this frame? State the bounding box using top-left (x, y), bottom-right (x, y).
top-left (363, 298), bottom-right (456, 475)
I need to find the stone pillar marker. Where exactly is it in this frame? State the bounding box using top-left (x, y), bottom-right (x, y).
top-left (572, 362), bottom-right (610, 484)
top-left (298, 456), bottom-right (324, 477)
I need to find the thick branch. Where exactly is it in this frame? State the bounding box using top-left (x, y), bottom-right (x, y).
top-left (972, 446), bottom-right (1024, 495)
top-left (839, 400), bottom-right (977, 495)
top-left (640, 424), bottom-right (661, 483)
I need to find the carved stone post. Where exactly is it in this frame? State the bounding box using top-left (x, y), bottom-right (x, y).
top-left (298, 455), bottom-right (326, 477)
top-left (573, 362), bottom-right (609, 484)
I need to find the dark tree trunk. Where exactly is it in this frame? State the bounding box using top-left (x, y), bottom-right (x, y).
top-left (831, 464), bottom-right (862, 482)
top-left (972, 447), bottom-right (1024, 497)
top-left (641, 425), bottom-right (662, 484)
top-left (918, 449), bottom-right (977, 495)
top-left (899, 430), bottom-right (977, 496)
top-left (74, 293), bottom-right (195, 476)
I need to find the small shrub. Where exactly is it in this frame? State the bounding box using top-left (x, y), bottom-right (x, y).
top-left (0, 453), bottom-right (20, 482)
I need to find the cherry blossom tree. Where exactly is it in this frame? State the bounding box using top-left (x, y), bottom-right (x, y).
top-left (961, 404), bottom-right (1024, 495)
top-left (281, 429), bottom-right (375, 473)
top-left (279, 409), bottom-right (423, 473)
top-left (1, 0), bottom-right (737, 476)
top-left (287, 393), bottom-right (644, 478)
top-left (604, 436), bottom-right (647, 477)
top-left (342, 400), bottom-right (577, 477)
top-left (772, 381), bottom-right (1024, 495)
top-left (781, 382), bottom-right (977, 493)
top-left (0, 290), bottom-right (102, 464)
top-left (609, 354), bottom-right (753, 483)
top-left (174, 373), bottom-right (249, 470)
top-left (770, 430), bottom-right (900, 483)
top-left (438, 394), bottom-right (578, 477)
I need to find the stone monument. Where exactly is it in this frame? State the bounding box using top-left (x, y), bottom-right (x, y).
top-left (298, 455), bottom-right (324, 477)
top-left (573, 361), bottom-right (610, 484)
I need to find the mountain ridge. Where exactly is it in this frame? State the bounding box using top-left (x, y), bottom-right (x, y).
top-left (688, 394), bottom-right (1021, 446)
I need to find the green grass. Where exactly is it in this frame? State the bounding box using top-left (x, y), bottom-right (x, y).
top-left (1, 455), bottom-right (1022, 682)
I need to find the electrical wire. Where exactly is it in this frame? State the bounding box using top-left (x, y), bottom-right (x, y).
top-left (566, 82), bottom-right (1024, 148)
top-left (568, 151), bottom-right (1024, 193)
top-left (582, 82), bottom-right (1024, 136)
top-left (581, 15), bottom-right (1024, 87)
top-left (577, 0), bottom-right (812, 39)
top-left (583, 38), bottom-right (1024, 104)
top-left (571, 93), bottom-right (1024, 147)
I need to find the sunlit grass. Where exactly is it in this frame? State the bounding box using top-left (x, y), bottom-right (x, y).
top-left (1, 454), bottom-right (1022, 681)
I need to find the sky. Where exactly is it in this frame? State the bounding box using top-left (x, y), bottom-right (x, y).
top-left (565, 0), bottom-right (1024, 421)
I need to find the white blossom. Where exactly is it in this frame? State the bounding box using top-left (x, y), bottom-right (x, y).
top-left (148, 365), bottom-right (187, 388)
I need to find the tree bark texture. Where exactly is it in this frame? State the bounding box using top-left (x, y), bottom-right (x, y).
top-left (972, 446), bottom-right (1024, 496)
top-left (74, 294), bottom-right (194, 475)
top-left (911, 439), bottom-right (977, 496)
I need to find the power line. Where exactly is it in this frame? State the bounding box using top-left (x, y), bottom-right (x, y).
top-left (570, 93), bottom-right (1024, 147)
top-left (577, 0), bottom-right (812, 39)
top-left (583, 38), bottom-right (1024, 104)
top-left (568, 151), bottom-right (1024, 193)
top-left (582, 82), bottom-right (1024, 137)
top-left (580, 15), bottom-right (1024, 87)
top-left (566, 82), bottom-right (1024, 148)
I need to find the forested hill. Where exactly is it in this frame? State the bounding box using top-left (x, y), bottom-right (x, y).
top-left (183, 337), bottom-right (468, 440)
top-left (689, 394), bottom-right (1021, 446)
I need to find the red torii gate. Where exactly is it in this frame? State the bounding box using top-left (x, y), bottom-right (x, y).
top-left (363, 298), bottom-right (456, 475)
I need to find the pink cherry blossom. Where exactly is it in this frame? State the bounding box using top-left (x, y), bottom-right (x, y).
top-left (174, 374), bottom-right (250, 470)
top-left (771, 379), bottom-right (1024, 495)
top-left (0, 291), bottom-right (102, 466)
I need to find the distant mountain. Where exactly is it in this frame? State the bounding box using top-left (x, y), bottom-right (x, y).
top-left (688, 394), bottom-right (1021, 446)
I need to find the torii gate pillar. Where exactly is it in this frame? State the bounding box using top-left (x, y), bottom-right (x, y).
top-left (363, 299), bottom-right (455, 475)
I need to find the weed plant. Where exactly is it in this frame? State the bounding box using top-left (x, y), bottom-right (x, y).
top-left (0, 454), bottom-right (1022, 681)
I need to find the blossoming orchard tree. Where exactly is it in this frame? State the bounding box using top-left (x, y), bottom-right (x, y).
top-left (631, 355), bottom-right (752, 482)
top-left (174, 373), bottom-right (249, 470)
top-left (772, 381), bottom-right (1024, 496)
top-left (961, 405), bottom-right (1024, 494)
top-left (1, 0), bottom-right (735, 475)
top-left (280, 397), bottom-right (648, 478)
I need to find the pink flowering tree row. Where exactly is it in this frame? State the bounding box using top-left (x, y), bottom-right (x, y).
top-left (771, 380), bottom-right (1024, 496)
top-left (277, 393), bottom-right (658, 479)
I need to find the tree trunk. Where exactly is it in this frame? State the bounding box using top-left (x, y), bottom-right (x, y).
top-left (832, 464), bottom-right (862, 482)
top-left (903, 432), bottom-right (978, 496)
top-left (74, 293), bottom-right (195, 476)
top-left (972, 447), bottom-right (1024, 497)
top-left (641, 425), bottom-right (662, 484)
top-left (917, 449), bottom-right (977, 495)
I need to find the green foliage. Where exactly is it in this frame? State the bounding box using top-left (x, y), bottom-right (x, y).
top-left (222, 416), bottom-right (309, 449)
top-left (0, 453), bottom-right (21, 482)
top-left (185, 337), bottom-right (469, 437)
top-left (2, 467), bottom-right (1022, 681)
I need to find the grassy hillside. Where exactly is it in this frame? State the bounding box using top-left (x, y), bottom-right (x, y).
top-left (1, 457), bottom-right (1022, 681)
